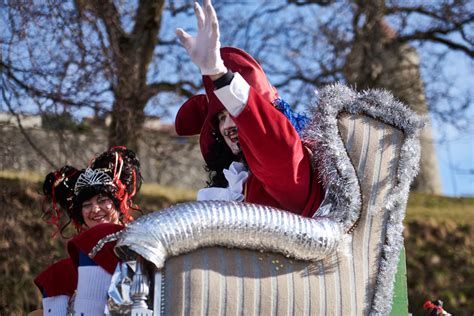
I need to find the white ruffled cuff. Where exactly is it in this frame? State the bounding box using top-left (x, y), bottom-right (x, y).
top-left (223, 161), bottom-right (248, 201)
top-left (197, 162), bottom-right (248, 202)
top-left (197, 187), bottom-right (231, 201)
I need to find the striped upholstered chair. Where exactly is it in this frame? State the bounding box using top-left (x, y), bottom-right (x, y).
top-left (115, 84), bottom-right (423, 315)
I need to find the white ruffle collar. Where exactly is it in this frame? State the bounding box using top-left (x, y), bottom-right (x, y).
top-left (197, 161), bottom-right (249, 202)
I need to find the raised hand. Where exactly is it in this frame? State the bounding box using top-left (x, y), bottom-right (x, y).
top-left (176, 0), bottom-right (227, 76)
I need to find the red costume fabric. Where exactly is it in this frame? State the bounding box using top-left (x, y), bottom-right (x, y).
top-left (68, 223), bottom-right (124, 274)
top-left (34, 258), bottom-right (77, 297)
top-left (35, 223), bottom-right (124, 300)
top-left (175, 47), bottom-right (324, 216)
top-left (234, 87), bottom-right (323, 216)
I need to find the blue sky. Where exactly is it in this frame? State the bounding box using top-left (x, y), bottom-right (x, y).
top-left (2, 1), bottom-right (472, 196)
top-left (428, 51), bottom-right (474, 197)
top-left (434, 112), bottom-right (474, 197)
top-left (163, 4), bottom-right (474, 197)
top-left (154, 3), bottom-right (474, 197)
top-left (437, 129), bottom-right (474, 197)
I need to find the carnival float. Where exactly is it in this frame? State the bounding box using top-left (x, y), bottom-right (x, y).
top-left (88, 83), bottom-right (424, 315)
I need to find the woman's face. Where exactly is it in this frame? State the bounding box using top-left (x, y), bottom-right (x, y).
top-left (81, 194), bottom-right (119, 228)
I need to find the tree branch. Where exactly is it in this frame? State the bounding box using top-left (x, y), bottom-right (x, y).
top-left (1, 85), bottom-right (56, 168)
top-left (386, 5), bottom-right (445, 21)
top-left (398, 33), bottom-right (474, 58)
top-left (145, 81), bottom-right (198, 100)
top-left (287, 0), bottom-right (334, 6)
top-left (131, 0), bottom-right (166, 79)
top-left (76, 0), bottom-right (126, 61)
top-left (0, 60), bottom-right (90, 107)
top-left (168, 2), bottom-right (194, 16)
top-left (385, 4), bottom-right (474, 57)
top-left (131, 0), bottom-right (165, 39)
top-left (273, 68), bottom-right (340, 88)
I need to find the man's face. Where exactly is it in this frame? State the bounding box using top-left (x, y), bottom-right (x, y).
top-left (217, 110), bottom-right (241, 155)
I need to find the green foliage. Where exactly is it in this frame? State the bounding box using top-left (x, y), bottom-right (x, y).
top-left (407, 192), bottom-right (474, 225)
top-left (0, 178), bottom-right (66, 314)
top-left (404, 219), bottom-right (473, 315)
top-left (402, 193), bottom-right (474, 315)
top-left (0, 176), bottom-right (187, 315)
top-left (41, 112), bottom-right (90, 132)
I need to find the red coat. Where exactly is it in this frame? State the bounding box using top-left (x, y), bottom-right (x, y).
top-left (34, 223), bottom-right (124, 299)
top-left (34, 258), bottom-right (77, 297)
top-left (235, 88), bottom-right (323, 217)
top-left (68, 223), bottom-right (124, 274)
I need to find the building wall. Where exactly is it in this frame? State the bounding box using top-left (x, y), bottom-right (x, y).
top-left (0, 124), bottom-right (207, 190)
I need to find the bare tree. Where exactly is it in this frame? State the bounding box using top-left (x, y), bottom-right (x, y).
top-left (1, 0), bottom-right (472, 192)
top-left (217, 0), bottom-right (473, 193)
top-left (345, 0), bottom-right (471, 193)
top-left (1, 0), bottom-right (199, 153)
top-left (341, 0), bottom-right (473, 194)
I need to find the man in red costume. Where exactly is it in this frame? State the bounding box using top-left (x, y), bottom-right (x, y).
top-left (175, 0), bottom-right (324, 217)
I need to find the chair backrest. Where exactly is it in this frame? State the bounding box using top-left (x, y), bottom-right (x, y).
top-left (116, 84), bottom-right (423, 315)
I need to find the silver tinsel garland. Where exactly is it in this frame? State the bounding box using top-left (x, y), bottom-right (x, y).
top-left (303, 83), bottom-right (423, 315)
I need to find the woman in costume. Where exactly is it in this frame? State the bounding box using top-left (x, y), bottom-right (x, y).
top-left (34, 147), bottom-right (142, 315)
top-left (175, 0), bottom-right (324, 216)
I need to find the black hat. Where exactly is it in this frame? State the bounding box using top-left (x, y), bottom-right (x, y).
top-left (42, 165), bottom-right (83, 232)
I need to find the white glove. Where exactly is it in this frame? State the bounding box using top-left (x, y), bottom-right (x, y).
top-left (176, 0), bottom-right (227, 76)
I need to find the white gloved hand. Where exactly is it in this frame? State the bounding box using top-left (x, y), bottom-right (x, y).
top-left (176, 0), bottom-right (227, 76)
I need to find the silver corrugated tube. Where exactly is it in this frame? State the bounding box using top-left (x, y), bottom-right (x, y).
top-left (115, 201), bottom-right (342, 269)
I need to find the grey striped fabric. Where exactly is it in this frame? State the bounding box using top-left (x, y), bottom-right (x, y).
top-left (162, 113), bottom-right (403, 315)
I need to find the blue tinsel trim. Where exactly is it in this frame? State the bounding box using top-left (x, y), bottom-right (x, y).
top-left (273, 98), bottom-right (310, 137)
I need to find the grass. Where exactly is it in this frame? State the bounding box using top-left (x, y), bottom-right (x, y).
top-left (0, 173), bottom-right (196, 314)
top-left (1, 170), bottom-right (473, 224)
top-left (0, 173), bottom-right (472, 315)
top-left (139, 182), bottom-right (196, 203)
top-left (406, 192), bottom-right (474, 225)
top-left (3, 169), bottom-right (472, 220)
top-left (0, 170), bottom-right (44, 182)
top-left (0, 169), bottom-right (196, 204)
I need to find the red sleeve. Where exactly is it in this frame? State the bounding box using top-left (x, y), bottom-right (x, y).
top-left (67, 223), bottom-right (124, 274)
top-left (233, 88), bottom-right (313, 212)
top-left (34, 258), bottom-right (77, 297)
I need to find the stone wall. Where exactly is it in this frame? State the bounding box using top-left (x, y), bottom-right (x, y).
top-left (0, 124), bottom-right (207, 190)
